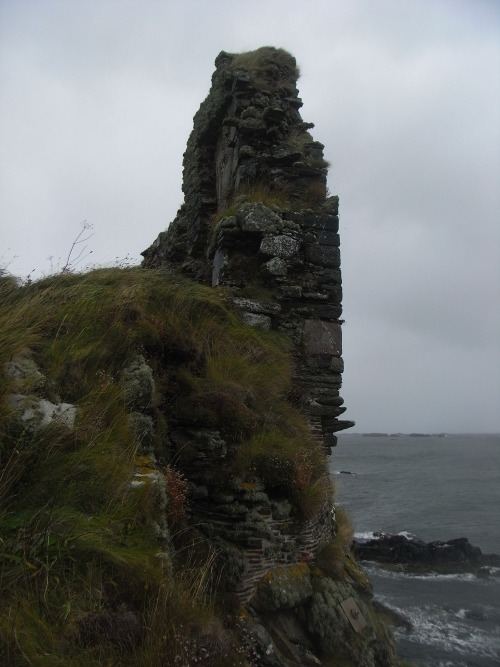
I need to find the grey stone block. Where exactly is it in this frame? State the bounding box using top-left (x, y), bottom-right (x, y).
top-left (262, 257), bottom-right (288, 277)
top-left (260, 234), bottom-right (300, 258)
top-left (241, 312), bottom-right (272, 329)
top-left (237, 203), bottom-right (284, 233)
top-left (306, 245), bottom-right (340, 268)
top-left (303, 320), bottom-right (342, 356)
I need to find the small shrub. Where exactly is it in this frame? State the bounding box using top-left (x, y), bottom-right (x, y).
top-left (304, 180), bottom-right (328, 205)
top-left (164, 465), bottom-right (190, 525)
top-left (288, 127), bottom-right (315, 153)
top-left (335, 506), bottom-right (354, 549)
top-left (316, 507), bottom-right (354, 579)
top-left (234, 428), bottom-right (327, 517)
top-left (233, 181), bottom-right (293, 210)
top-left (316, 540), bottom-right (346, 580)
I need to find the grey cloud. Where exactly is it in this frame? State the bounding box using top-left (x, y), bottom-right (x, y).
top-left (1, 0), bottom-right (499, 431)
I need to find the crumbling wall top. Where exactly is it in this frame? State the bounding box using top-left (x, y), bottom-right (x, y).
top-left (142, 47), bottom-right (330, 280)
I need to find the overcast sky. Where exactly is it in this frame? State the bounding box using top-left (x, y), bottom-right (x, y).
top-left (1, 0), bottom-right (499, 433)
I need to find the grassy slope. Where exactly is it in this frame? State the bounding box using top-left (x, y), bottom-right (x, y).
top-left (1, 266), bottom-right (341, 665)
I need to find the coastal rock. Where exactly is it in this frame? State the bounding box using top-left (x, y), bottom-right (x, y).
top-left (301, 577), bottom-right (399, 666)
top-left (353, 533), bottom-right (500, 573)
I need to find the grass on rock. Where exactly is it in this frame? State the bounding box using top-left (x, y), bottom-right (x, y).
top-left (0, 265), bottom-right (334, 664)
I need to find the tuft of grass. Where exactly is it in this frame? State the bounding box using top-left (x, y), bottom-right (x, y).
top-left (137, 544), bottom-right (240, 667)
top-left (335, 506), bottom-right (354, 549)
top-left (233, 182), bottom-right (293, 209)
top-left (316, 507), bottom-right (354, 579)
top-left (288, 127), bottom-right (315, 153)
top-left (287, 127), bottom-right (331, 172)
top-left (0, 264), bottom-right (342, 662)
top-left (0, 267), bottom-right (257, 663)
top-left (234, 427), bottom-right (328, 519)
top-left (232, 46), bottom-right (299, 93)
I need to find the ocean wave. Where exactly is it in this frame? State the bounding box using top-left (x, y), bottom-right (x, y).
top-left (397, 530), bottom-right (417, 539)
top-left (377, 598), bottom-right (500, 660)
top-left (486, 566), bottom-right (500, 578)
top-left (354, 529), bottom-right (419, 542)
top-left (363, 562), bottom-right (482, 583)
top-left (354, 531), bottom-right (379, 541)
top-left (451, 606), bottom-right (498, 621)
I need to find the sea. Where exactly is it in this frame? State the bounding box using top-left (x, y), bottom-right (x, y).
top-left (331, 433), bottom-right (500, 667)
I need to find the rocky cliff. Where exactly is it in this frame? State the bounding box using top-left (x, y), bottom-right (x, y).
top-left (140, 47), bottom-right (397, 665)
top-left (0, 47), bottom-right (398, 666)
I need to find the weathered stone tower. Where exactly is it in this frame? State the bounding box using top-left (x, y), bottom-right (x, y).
top-left (143, 46), bottom-right (353, 455)
top-left (140, 49), bottom-right (399, 665)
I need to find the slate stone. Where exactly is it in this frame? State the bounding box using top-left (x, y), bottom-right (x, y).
top-left (120, 356), bottom-right (154, 410)
top-left (305, 245), bottom-right (340, 268)
top-left (233, 298), bottom-right (281, 314)
top-left (301, 214), bottom-right (339, 232)
top-left (303, 320), bottom-right (342, 356)
top-left (317, 231), bottom-right (340, 246)
top-left (212, 248), bottom-right (228, 286)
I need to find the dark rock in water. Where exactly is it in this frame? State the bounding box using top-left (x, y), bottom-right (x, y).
top-left (353, 533), bottom-right (500, 573)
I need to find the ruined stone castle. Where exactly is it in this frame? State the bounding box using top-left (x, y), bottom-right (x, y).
top-left (141, 47), bottom-right (397, 665)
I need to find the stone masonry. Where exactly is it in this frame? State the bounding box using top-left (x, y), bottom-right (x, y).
top-left (142, 47), bottom-right (354, 602)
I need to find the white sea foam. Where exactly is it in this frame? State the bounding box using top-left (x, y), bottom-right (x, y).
top-left (354, 529), bottom-right (418, 542)
top-left (390, 602), bottom-right (500, 659)
top-left (365, 564), bottom-right (479, 583)
top-left (354, 531), bottom-right (380, 541)
top-left (397, 530), bottom-right (417, 540)
top-left (408, 571), bottom-right (477, 583)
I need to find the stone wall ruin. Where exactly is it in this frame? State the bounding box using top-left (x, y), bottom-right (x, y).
top-left (142, 46), bottom-right (354, 602)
